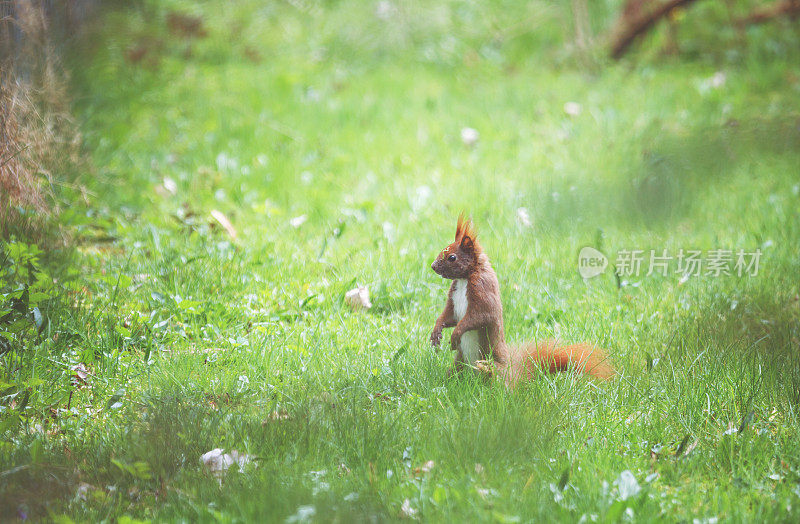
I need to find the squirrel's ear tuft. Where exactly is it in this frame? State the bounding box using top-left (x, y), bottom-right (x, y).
top-left (455, 212), bottom-right (466, 241)
top-left (455, 212), bottom-right (476, 241)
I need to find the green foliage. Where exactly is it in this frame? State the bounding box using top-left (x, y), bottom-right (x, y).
top-left (0, 240), bottom-right (54, 345)
top-left (2, 0), bottom-right (800, 521)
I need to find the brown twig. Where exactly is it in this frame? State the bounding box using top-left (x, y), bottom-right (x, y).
top-left (736, 0), bottom-right (800, 26)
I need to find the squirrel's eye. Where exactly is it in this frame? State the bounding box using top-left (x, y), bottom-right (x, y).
top-left (448, 254), bottom-right (456, 262)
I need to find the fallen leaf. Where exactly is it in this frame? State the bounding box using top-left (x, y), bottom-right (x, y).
top-left (167, 12), bottom-right (207, 38)
top-left (345, 286), bottom-right (372, 310)
top-left (200, 448), bottom-right (253, 479)
top-left (243, 45), bottom-right (262, 63)
top-left (210, 209), bottom-right (237, 239)
top-left (522, 473), bottom-right (535, 492)
top-left (72, 363), bottom-right (90, 387)
top-left (413, 460), bottom-right (434, 477)
top-left (125, 44), bottom-right (149, 64)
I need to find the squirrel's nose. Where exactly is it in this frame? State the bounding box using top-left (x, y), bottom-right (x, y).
top-left (431, 261), bottom-right (436, 270)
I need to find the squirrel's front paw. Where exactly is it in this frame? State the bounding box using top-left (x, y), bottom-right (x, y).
top-left (430, 327), bottom-right (443, 348)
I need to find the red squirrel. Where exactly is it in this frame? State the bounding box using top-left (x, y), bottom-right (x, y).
top-left (430, 215), bottom-right (615, 386)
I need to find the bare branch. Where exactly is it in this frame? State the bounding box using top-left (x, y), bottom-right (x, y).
top-left (609, 0), bottom-right (701, 59)
top-left (736, 0), bottom-right (800, 26)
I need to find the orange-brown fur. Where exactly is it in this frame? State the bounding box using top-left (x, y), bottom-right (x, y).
top-left (430, 215), bottom-right (615, 387)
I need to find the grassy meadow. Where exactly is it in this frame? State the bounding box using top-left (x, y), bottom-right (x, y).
top-left (2, 0), bottom-right (800, 521)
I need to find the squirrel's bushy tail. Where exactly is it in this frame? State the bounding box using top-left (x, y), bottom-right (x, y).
top-left (500, 339), bottom-right (615, 385)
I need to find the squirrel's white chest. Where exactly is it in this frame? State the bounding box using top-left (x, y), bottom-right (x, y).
top-left (452, 279), bottom-right (469, 321)
top-left (452, 279), bottom-right (480, 365)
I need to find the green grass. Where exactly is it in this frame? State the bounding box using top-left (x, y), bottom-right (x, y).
top-left (2, 0), bottom-right (800, 521)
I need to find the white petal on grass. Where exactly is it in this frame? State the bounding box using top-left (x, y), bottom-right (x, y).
top-left (564, 102), bottom-right (582, 116)
top-left (697, 72), bottom-right (726, 95)
top-left (216, 152), bottom-right (238, 172)
top-left (210, 209), bottom-right (237, 239)
top-left (290, 215), bottom-right (308, 228)
top-left (613, 470), bottom-right (640, 500)
top-left (286, 505), bottom-right (316, 523)
top-left (693, 518), bottom-right (719, 524)
top-left (549, 482), bottom-right (564, 503)
top-left (400, 498), bottom-right (418, 519)
top-left (477, 487), bottom-right (498, 499)
top-left (382, 221), bottom-right (396, 243)
top-left (460, 127), bottom-right (479, 146)
top-left (410, 185), bottom-right (432, 213)
top-left (375, 1), bottom-right (397, 20)
top-left (163, 177), bottom-right (177, 195)
top-left (262, 410), bottom-right (291, 424)
top-left (345, 286), bottom-right (372, 310)
top-left (76, 482), bottom-right (93, 501)
top-left (516, 207), bottom-right (532, 228)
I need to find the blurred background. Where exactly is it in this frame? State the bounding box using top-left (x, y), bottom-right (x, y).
top-left (2, 0), bottom-right (799, 234)
top-left (1, 1), bottom-right (800, 521)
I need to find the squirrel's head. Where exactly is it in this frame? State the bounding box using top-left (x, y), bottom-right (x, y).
top-left (431, 214), bottom-right (482, 279)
